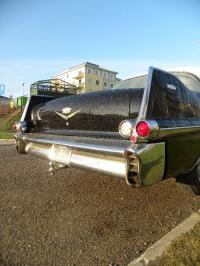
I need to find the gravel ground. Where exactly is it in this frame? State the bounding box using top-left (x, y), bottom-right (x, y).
top-left (0, 144), bottom-right (200, 266)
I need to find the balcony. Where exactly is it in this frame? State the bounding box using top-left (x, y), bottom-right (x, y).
top-left (74, 71), bottom-right (85, 80)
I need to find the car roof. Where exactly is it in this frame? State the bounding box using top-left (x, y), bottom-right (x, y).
top-left (121, 67), bottom-right (200, 81)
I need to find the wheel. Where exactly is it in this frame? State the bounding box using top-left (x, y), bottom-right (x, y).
top-left (176, 162), bottom-right (200, 195)
top-left (15, 138), bottom-right (26, 154)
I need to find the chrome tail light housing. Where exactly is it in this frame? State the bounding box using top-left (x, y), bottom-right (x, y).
top-left (119, 119), bottom-right (159, 143)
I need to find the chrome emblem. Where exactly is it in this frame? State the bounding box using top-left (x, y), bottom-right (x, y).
top-left (55, 107), bottom-right (81, 126)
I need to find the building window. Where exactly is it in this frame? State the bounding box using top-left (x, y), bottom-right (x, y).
top-left (79, 79), bottom-right (81, 83)
top-left (104, 72), bottom-right (108, 78)
top-left (104, 82), bottom-right (108, 88)
top-left (95, 70), bottom-right (99, 76)
top-left (88, 78), bottom-right (92, 84)
top-left (110, 73), bottom-right (114, 79)
top-left (111, 84), bottom-right (114, 88)
top-left (87, 68), bottom-right (92, 74)
top-left (96, 80), bottom-right (99, 85)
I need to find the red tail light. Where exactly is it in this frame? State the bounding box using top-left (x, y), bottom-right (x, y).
top-left (130, 135), bottom-right (137, 143)
top-left (135, 121), bottom-right (150, 138)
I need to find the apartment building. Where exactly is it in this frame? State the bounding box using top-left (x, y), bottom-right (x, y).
top-left (52, 62), bottom-right (119, 93)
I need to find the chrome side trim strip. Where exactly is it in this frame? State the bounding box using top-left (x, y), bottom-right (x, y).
top-left (184, 157), bottom-right (200, 174)
top-left (158, 125), bottom-right (200, 137)
top-left (20, 97), bottom-right (31, 122)
top-left (138, 66), bottom-right (154, 119)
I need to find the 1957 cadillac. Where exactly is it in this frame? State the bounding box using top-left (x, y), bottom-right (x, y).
top-left (14, 67), bottom-right (200, 194)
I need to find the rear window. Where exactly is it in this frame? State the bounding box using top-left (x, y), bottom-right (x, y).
top-left (113, 75), bottom-right (147, 90)
top-left (146, 69), bottom-right (200, 120)
top-left (172, 72), bottom-right (200, 92)
top-left (113, 72), bottom-right (200, 93)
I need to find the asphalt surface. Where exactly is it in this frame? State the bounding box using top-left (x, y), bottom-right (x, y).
top-left (0, 144), bottom-right (200, 266)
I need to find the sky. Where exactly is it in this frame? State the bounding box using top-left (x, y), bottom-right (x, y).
top-left (0, 0), bottom-right (200, 97)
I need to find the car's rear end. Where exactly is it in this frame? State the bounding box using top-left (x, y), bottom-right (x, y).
top-left (14, 67), bottom-right (200, 192)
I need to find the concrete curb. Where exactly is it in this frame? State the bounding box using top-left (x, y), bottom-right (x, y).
top-left (128, 209), bottom-right (200, 266)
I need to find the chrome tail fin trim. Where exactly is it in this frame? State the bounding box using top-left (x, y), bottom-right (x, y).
top-left (125, 151), bottom-right (140, 187)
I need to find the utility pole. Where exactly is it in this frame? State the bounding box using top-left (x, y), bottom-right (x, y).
top-left (21, 81), bottom-right (25, 114)
top-left (22, 81), bottom-right (25, 96)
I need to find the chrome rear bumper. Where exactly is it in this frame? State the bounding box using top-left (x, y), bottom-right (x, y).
top-left (15, 134), bottom-right (165, 187)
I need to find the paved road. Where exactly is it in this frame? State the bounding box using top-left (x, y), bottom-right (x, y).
top-left (0, 144), bottom-right (200, 266)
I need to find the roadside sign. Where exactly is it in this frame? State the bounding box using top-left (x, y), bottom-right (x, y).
top-left (17, 96), bottom-right (28, 108)
top-left (0, 84), bottom-right (5, 96)
top-left (10, 99), bottom-right (14, 109)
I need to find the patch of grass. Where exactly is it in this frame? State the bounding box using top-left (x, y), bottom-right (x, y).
top-left (0, 109), bottom-right (21, 139)
top-left (0, 132), bottom-right (14, 139)
top-left (150, 223), bottom-right (200, 266)
top-left (0, 110), bottom-right (21, 132)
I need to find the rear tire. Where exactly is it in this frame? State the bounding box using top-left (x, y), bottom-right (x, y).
top-left (176, 162), bottom-right (200, 195)
top-left (15, 138), bottom-right (26, 154)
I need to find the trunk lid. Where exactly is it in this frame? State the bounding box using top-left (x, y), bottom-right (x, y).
top-left (33, 89), bottom-right (144, 136)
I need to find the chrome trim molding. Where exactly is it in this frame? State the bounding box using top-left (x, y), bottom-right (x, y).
top-left (138, 66), bottom-right (154, 119)
top-left (197, 161), bottom-right (200, 183)
top-left (158, 125), bottom-right (200, 138)
top-left (119, 119), bottom-right (135, 138)
top-left (126, 142), bottom-right (165, 186)
top-left (15, 121), bottom-right (28, 133)
top-left (132, 120), bottom-right (160, 142)
top-left (125, 150), bottom-right (140, 187)
top-left (17, 134), bottom-right (165, 187)
top-left (118, 119), bottom-right (159, 140)
top-left (145, 120), bottom-right (160, 138)
top-left (122, 118), bottom-right (200, 143)
top-left (184, 157), bottom-right (200, 174)
top-left (20, 97), bottom-right (31, 122)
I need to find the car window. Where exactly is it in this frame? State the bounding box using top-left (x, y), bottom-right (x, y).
top-left (172, 72), bottom-right (200, 92)
top-left (146, 69), bottom-right (200, 120)
top-left (113, 72), bottom-right (200, 93)
top-left (112, 75), bottom-right (147, 90)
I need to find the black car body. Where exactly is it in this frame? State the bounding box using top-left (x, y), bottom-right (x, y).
top-left (15, 67), bottom-right (200, 194)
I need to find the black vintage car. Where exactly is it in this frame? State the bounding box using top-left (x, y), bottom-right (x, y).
top-left (15, 67), bottom-right (200, 194)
